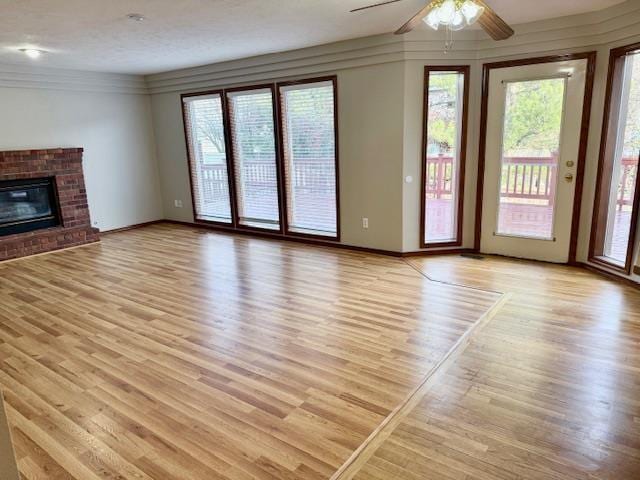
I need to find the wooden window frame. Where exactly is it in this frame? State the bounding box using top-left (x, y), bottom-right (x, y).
top-left (181, 76), bottom-right (340, 242)
top-left (181, 89), bottom-right (237, 228)
top-left (276, 76), bottom-right (340, 242)
top-left (224, 83), bottom-right (285, 235)
top-left (420, 65), bottom-right (470, 249)
top-left (589, 42), bottom-right (640, 275)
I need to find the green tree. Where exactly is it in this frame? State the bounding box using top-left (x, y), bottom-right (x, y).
top-left (193, 99), bottom-right (226, 154)
top-left (502, 78), bottom-right (564, 155)
top-left (622, 54), bottom-right (640, 157)
top-left (284, 86), bottom-right (334, 160)
top-left (230, 93), bottom-right (276, 162)
top-left (426, 73), bottom-right (458, 154)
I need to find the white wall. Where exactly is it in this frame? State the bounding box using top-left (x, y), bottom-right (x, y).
top-left (0, 67), bottom-right (163, 232)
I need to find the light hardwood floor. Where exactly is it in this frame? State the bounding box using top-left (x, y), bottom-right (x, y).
top-left (0, 223), bottom-right (501, 480)
top-left (352, 256), bottom-right (640, 480)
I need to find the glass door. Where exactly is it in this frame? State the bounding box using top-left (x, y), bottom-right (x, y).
top-left (480, 59), bottom-right (589, 262)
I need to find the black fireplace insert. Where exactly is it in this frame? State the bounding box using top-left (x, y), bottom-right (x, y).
top-left (0, 177), bottom-right (61, 237)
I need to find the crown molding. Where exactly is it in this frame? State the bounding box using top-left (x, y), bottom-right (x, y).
top-left (146, 0), bottom-right (640, 95)
top-left (0, 63), bottom-right (148, 95)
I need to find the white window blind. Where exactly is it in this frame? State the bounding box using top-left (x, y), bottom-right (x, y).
top-left (279, 81), bottom-right (338, 236)
top-left (227, 89), bottom-right (281, 230)
top-left (183, 94), bottom-right (233, 223)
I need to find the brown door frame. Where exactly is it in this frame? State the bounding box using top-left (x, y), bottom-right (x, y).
top-left (474, 52), bottom-right (597, 263)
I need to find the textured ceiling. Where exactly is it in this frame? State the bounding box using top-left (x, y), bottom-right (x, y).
top-left (0, 0), bottom-right (627, 75)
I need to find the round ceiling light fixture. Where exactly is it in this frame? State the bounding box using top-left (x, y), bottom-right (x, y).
top-left (126, 13), bottom-right (146, 22)
top-left (19, 48), bottom-right (44, 59)
top-left (423, 0), bottom-right (485, 52)
top-left (423, 0), bottom-right (485, 31)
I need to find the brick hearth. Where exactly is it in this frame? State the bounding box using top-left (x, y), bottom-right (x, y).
top-left (0, 148), bottom-right (99, 261)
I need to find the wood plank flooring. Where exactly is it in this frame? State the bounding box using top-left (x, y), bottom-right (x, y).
top-left (0, 223), bottom-right (500, 480)
top-left (352, 256), bottom-right (640, 480)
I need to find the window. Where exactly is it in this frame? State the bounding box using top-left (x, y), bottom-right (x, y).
top-left (421, 67), bottom-right (469, 247)
top-left (497, 78), bottom-right (566, 240)
top-left (590, 43), bottom-right (640, 273)
top-left (183, 93), bottom-right (233, 224)
top-left (182, 77), bottom-right (340, 241)
top-left (227, 87), bottom-right (281, 231)
top-left (279, 79), bottom-right (338, 238)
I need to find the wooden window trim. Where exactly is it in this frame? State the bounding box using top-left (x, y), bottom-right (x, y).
top-left (275, 76), bottom-right (341, 242)
top-left (589, 42), bottom-right (640, 275)
top-left (181, 89), bottom-right (237, 228)
top-left (225, 84), bottom-right (285, 235)
top-left (420, 66), bottom-right (470, 249)
top-left (181, 77), bottom-right (340, 242)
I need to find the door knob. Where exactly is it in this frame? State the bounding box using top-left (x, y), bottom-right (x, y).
top-left (564, 173), bottom-right (574, 182)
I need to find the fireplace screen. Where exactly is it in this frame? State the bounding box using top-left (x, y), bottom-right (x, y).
top-left (0, 178), bottom-right (61, 236)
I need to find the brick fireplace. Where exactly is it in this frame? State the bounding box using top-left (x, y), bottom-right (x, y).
top-left (0, 148), bottom-right (99, 261)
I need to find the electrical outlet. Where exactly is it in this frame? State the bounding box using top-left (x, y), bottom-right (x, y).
top-left (174, 200), bottom-right (183, 208)
top-left (362, 217), bottom-right (369, 229)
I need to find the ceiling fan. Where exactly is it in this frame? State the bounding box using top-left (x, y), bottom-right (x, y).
top-left (351, 0), bottom-right (514, 41)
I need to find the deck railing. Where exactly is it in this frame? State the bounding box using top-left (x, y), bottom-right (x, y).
top-left (425, 155), bottom-right (454, 199)
top-left (198, 160), bottom-right (337, 231)
top-left (499, 155), bottom-right (558, 205)
top-left (426, 154), bottom-right (637, 208)
top-left (618, 156), bottom-right (638, 210)
top-left (200, 161), bottom-right (335, 191)
top-left (198, 155), bottom-right (637, 210)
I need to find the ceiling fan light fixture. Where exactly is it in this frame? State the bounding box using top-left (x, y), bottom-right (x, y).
top-left (461, 0), bottom-right (485, 25)
top-left (423, 9), bottom-right (441, 30)
top-left (450, 10), bottom-right (466, 31)
top-left (393, 0), bottom-right (513, 41)
top-left (437, 0), bottom-right (457, 25)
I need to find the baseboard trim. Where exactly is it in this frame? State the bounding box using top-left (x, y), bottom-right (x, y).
top-left (579, 262), bottom-right (640, 290)
top-left (100, 220), bottom-right (164, 235)
top-left (403, 248), bottom-right (474, 257)
top-left (161, 220), bottom-right (473, 258)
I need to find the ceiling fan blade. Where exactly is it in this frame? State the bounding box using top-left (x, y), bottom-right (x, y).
top-left (394, 1), bottom-right (436, 35)
top-left (350, 0), bottom-right (405, 13)
top-left (476, 0), bottom-right (514, 40)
